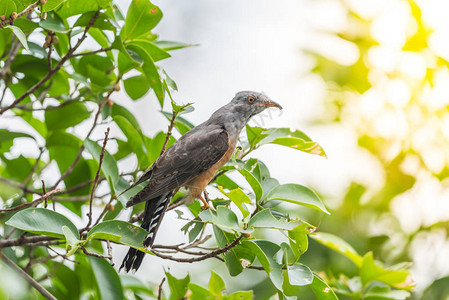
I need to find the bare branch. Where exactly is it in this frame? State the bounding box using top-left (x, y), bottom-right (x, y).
top-left (0, 252), bottom-right (57, 300)
top-left (23, 148), bottom-right (45, 185)
top-left (0, 11), bottom-right (100, 114)
top-left (51, 74), bottom-right (122, 191)
top-left (0, 176), bottom-right (38, 195)
top-left (106, 240), bottom-right (114, 266)
top-left (160, 112), bottom-right (177, 155)
top-left (151, 235), bottom-right (243, 263)
top-left (81, 247), bottom-right (113, 263)
top-left (0, 39), bottom-right (21, 80)
top-left (82, 127), bottom-right (110, 232)
top-left (0, 189), bottom-right (62, 213)
top-left (92, 197), bottom-right (114, 227)
top-left (158, 277), bottom-right (166, 300)
top-left (0, 1), bottom-right (40, 28)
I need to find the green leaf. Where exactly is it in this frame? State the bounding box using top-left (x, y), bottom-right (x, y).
top-left (199, 206), bottom-right (251, 233)
top-left (166, 272), bottom-right (189, 300)
top-left (113, 115), bottom-right (147, 167)
top-left (271, 137), bottom-right (326, 157)
top-left (84, 138), bottom-right (119, 186)
top-left (129, 39), bottom-right (170, 61)
top-left (288, 223), bottom-right (313, 259)
top-left (238, 169), bottom-right (263, 201)
top-left (246, 125), bottom-right (269, 149)
top-left (45, 102), bottom-right (91, 131)
top-left (266, 184), bottom-right (330, 214)
top-left (39, 11), bottom-right (68, 32)
top-left (256, 127), bottom-right (326, 157)
top-left (286, 264), bottom-right (313, 286)
top-left (310, 232), bottom-right (363, 267)
top-left (74, 12), bottom-right (116, 31)
top-left (310, 274), bottom-right (338, 300)
top-left (77, 55), bottom-right (116, 88)
top-left (226, 291), bottom-right (253, 300)
top-left (5, 208), bottom-right (79, 239)
top-left (90, 256), bottom-right (124, 300)
top-left (111, 103), bottom-right (141, 130)
top-left (213, 226), bottom-right (243, 276)
top-left (57, 0), bottom-right (101, 18)
top-left (123, 75), bottom-right (151, 100)
top-left (117, 49), bottom-right (141, 74)
top-left (42, 0), bottom-right (66, 12)
top-left (217, 186), bottom-right (251, 218)
top-left (209, 271), bottom-right (225, 296)
top-left (360, 252), bottom-right (414, 290)
top-left (0, 0), bottom-right (16, 16)
top-left (154, 40), bottom-right (194, 51)
top-left (126, 41), bottom-right (164, 105)
top-left (62, 225), bottom-right (81, 256)
top-left (248, 209), bottom-right (302, 230)
top-left (5, 25), bottom-right (28, 51)
top-left (121, 0), bottom-right (162, 41)
top-left (364, 286), bottom-right (410, 300)
top-left (241, 240), bottom-right (271, 273)
top-left (46, 130), bottom-right (82, 149)
top-left (0, 129), bottom-right (33, 145)
top-left (189, 283), bottom-right (210, 300)
top-left (87, 220), bottom-right (148, 249)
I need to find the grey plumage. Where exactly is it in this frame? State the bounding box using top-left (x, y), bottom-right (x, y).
top-left (120, 91), bottom-right (282, 273)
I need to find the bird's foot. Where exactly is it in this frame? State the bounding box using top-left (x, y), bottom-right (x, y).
top-left (200, 195), bottom-right (211, 210)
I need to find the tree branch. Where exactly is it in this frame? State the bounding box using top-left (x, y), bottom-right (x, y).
top-left (0, 1), bottom-right (40, 28)
top-left (160, 111), bottom-right (177, 155)
top-left (0, 252), bottom-right (57, 300)
top-left (158, 277), bottom-right (166, 300)
top-left (82, 127), bottom-right (110, 232)
top-left (151, 235), bottom-right (243, 263)
top-left (0, 189), bottom-right (62, 213)
top-left (0, 11), bottom-right (100, 114)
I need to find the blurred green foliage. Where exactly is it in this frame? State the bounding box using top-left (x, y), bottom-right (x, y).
top-left (304, 0), bottom-right (449, 298)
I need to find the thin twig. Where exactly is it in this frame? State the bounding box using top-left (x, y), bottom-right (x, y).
top-left (0, 40), bottom-right (21, 80)
top-left (0, 83), bottom-right (8, 106)
top-left (47, 42), bottom-right (53, 72)
top-left (23, 148), bottom-right (44, 185)
top-left (50, 148), bottom-right (84, 190)
top-left (42, 180), bottom-right (48, 208)
top-left (106, 240), bottom-right (114, 266)
top-left (151, 235), bottom-right (243, 263)
top-left (0, 1), bottom-right (40, 28)
top-left (0, 189), bottom-right (62, 213)
top-left (158, 277), bottom-right (166, 300)
top-left (0, 176), bottom-right (39, 195)
top-left (92, 197), bottom-right (114, 227)
top-left (82, 127), bottom-right (110, 232)
top-left (160, 112), bottom-right (177, 155)
top-left (0, 11), bottom-right (100, 114)
top-left (0, 252), bottom-right (57, 300)
top-left (50, 74), bottom-right (122, 191)
top-left (82, 247), bottom-right (112, 261)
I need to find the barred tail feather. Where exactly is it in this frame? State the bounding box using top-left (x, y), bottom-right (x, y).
top-left (120, 192), bottom-right (173, 273)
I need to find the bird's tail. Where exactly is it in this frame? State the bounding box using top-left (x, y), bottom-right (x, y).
top-left (119, 192), bottom-right (172, 273)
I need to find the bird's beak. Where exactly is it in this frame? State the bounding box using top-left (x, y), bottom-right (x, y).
top-left (263, 100), bottom-right (283, 110)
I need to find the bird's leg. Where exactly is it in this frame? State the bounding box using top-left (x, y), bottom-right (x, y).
top-left (200, 192), bottom-right (211, 210)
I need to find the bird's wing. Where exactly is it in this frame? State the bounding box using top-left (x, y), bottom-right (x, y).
top-left (126, 126), bottom-right (229, 207)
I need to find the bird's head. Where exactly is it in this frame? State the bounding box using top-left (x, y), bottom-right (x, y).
top-left (231, 91), bottom-right (282, 120)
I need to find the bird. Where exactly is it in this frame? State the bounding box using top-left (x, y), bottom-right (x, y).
top-left (120, 91), bottom-right (282, 273)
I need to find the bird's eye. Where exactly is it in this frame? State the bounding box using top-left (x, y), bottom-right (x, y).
top-left (247, 96), bottom-right (255, 104)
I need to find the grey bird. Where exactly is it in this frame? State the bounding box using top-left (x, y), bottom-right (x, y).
top-left (120, 91), bottom-right (282, 273)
